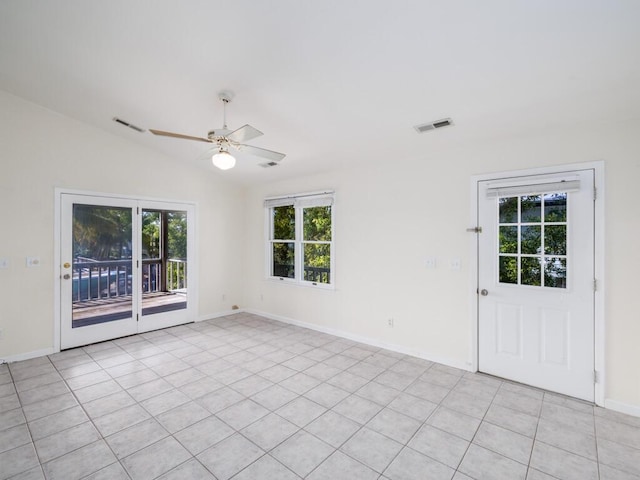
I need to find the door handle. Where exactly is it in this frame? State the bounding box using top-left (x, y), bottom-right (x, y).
top-left (63, 274), bottom-right (71, 280)
top-left (480, 289), bottom-right (488, 296)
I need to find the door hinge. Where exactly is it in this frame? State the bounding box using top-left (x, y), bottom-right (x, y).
top-left (593, 187), bottom-right (597, 201)
top-left (593, 278), bottom-right (597, 292)
top-left (466, 226), bottom-right (482, 233)
top-left (594, 370), bottom-right (600, 384)
top-left (136, 313), bottom-right (139, 322)
top-left (137, 207), bottom-right (140, 214)
top-left (136, 260), bottom-right (139, 268)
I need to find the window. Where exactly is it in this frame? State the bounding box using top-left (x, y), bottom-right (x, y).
top-left (497, 193), bottom-right (568, 288)
top-left (486, 176), bottom-right (579, 289)
top-left (266, 192), bottom-right (334, 286)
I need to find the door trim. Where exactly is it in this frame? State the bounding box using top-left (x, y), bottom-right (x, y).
top-left (468, 161), bottom-right (605, 406)
top-left (54, 188), bottom-right (199, 352)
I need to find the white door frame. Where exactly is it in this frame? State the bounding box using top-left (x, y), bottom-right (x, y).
top-left (53, 188), bottom-right (199, 352)
top-left (468, 161), bottom-right (605, 406)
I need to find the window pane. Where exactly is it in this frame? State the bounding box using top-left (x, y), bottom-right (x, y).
top-left (544, 257), bottom-right (567, 288)
top-left (141, 210), bottom-right (188, 316)
top-left (142, 211), bottom-right (160, 259)
top-left (166, 211), bottom-right (188, 295)
top-left (303, 243), bottom-right (331, 284)
top-left (499, 197), bottom-right (518, 223)
top-left (72, 204), bottom-right (132, 327)
top-left (167, 212), bottom-right (187, 259)
top-left (273, 206), bottom-right (295, 240)
top-left (521, 257), bottom-right (542, 286)
top-left (521, 195), bottom-right (541, 223)
top-left (521, 226), bottom-right (541, 255)
top-left (272, 242), bottom-right (295, 278)
top-left (303, 206), bottom-right (332, 241)
top-left (544, 193), bottom-right (567, 222)
top-left (499, 226), bottom-right (518, 254)
top-left (544, 225), bottom-right (566, 255)
top-left (499, 256), bottom-right (517, 284)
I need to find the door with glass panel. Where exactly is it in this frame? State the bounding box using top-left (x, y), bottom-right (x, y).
top-left (137, 201), bottom-right (194, 333)
top-left (477, 169), bottom-right (595, 401)
top-left (60, 194), bottom-right (194, 349)
top-left (60, 195), bottom-right (138, 348)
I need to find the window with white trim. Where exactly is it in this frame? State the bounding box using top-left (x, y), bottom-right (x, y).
top-left (266, 192), bottom-right (334, 286)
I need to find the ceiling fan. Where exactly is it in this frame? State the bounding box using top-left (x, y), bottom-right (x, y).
top-left (149, 92), bottom-right (286, 170)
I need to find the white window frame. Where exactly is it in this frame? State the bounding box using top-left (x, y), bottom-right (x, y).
top-left (265, 190), bottom-right (335, 289)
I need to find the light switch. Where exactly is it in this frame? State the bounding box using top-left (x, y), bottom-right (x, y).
top-left (0, 258), bottom-right (9, 269)
top-left (26, 257), bottom-right (41, 267)
top-left (425, 257), bottom-right (437, 269)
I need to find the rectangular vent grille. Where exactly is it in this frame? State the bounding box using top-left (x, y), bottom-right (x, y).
top-left (414, 118), bottom-right (453, 133)
top-left (259, 162), bottom-right (279, 168)
top-left (112, 117), bottom-right (145, 133)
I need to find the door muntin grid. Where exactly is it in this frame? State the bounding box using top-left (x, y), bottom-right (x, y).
top-left (497, 192), bottom-right (568, 288)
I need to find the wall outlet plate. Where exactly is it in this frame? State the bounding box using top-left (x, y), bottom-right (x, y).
top-left (0, 258), bottom-right (9, 269)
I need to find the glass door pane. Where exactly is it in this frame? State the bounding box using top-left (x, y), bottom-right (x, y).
top-left (141, 209), bottom-right (188, 317)
top-left (72, 204), bottom-right (133, 327)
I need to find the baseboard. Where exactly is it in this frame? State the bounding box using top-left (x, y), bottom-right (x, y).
top-left (197, 308), bottom-right (246, 322)
top-left (0, 347), bottom-right (57, 364)
top-left (245, 308), bottom-right (471, 372)
top-left (604, 399), bottom-right (640, 418)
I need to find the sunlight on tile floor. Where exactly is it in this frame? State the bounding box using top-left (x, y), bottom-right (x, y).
top-left (1, 313), bottom-right (639, 479)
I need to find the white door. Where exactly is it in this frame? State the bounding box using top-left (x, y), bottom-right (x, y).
top-left (478, 169), bottom-right (595, 401)
top-left (137, 200), bottom-right (195, 334)
top-left (60, 193), bottom-right (195, 349)
top-left (60, 194), bottom-right (139, 348)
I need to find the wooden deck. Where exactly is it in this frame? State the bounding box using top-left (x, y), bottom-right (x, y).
top-left (72, 291), bottom-right (187, 327)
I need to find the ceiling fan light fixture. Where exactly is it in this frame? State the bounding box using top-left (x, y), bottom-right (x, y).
top-left (211, 150), bottom-right (236, 170)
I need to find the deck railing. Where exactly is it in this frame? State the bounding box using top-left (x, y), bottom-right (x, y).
top-left (73, 258), bottom-right (186, 303)
top-left (303, 266), bottom-right (330, 283)
top-left (273, 264), bottom-right (330, 284)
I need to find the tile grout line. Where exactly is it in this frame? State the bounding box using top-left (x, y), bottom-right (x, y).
top-left (4, 314), bottom-right (640, 479)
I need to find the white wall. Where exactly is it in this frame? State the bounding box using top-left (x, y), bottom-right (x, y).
top-left (0, 91), bottom-right (245, 359)
top-left (243, 121), bottom-right (640, 412)
top-left (2, 87), bottom-right (639, 413)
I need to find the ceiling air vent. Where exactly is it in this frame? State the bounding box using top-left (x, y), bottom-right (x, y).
top-left (112, 117), bottom-right (145, 133)
top-left (414, 118), bottom-right (453, 133)
top-left (259, 162), bottom-right (279, 168)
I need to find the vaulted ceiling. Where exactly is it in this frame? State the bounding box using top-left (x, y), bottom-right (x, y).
top-left (1, 1), bottom-right (639, 184)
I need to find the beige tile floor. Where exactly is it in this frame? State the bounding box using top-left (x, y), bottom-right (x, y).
top-left (1, 313), bottom-right (639, 479)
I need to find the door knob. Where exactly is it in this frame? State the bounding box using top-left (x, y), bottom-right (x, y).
top-left (63, 274), bottom-right (71, 280)
top-left (480, 289), bottom-right (488, 296)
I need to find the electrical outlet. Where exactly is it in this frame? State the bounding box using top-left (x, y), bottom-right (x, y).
top-left (0, 258), bottom-right (9, 269)
top-left (387, 318), bottom-right (394, 327)
top-left (425, 257), bottom-right (436, 269)
top-left (450, 258), bottom-right (461, 270)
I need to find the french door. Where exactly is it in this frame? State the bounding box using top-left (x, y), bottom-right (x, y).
top-left (477, 169), bottom-right (595, 401)
top-left (60, 193), bottom-right (195, 349)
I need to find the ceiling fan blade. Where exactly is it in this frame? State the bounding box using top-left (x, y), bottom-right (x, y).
top-left (149, 129), bottom-right (212, 143)
top-left (226, 124), bottom-right (263, 143)
top-left (235, 143), bottom-right (286, 162)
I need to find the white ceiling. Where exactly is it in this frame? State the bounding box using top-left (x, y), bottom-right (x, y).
top-left (1, 1), bottom-right (639, 185)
